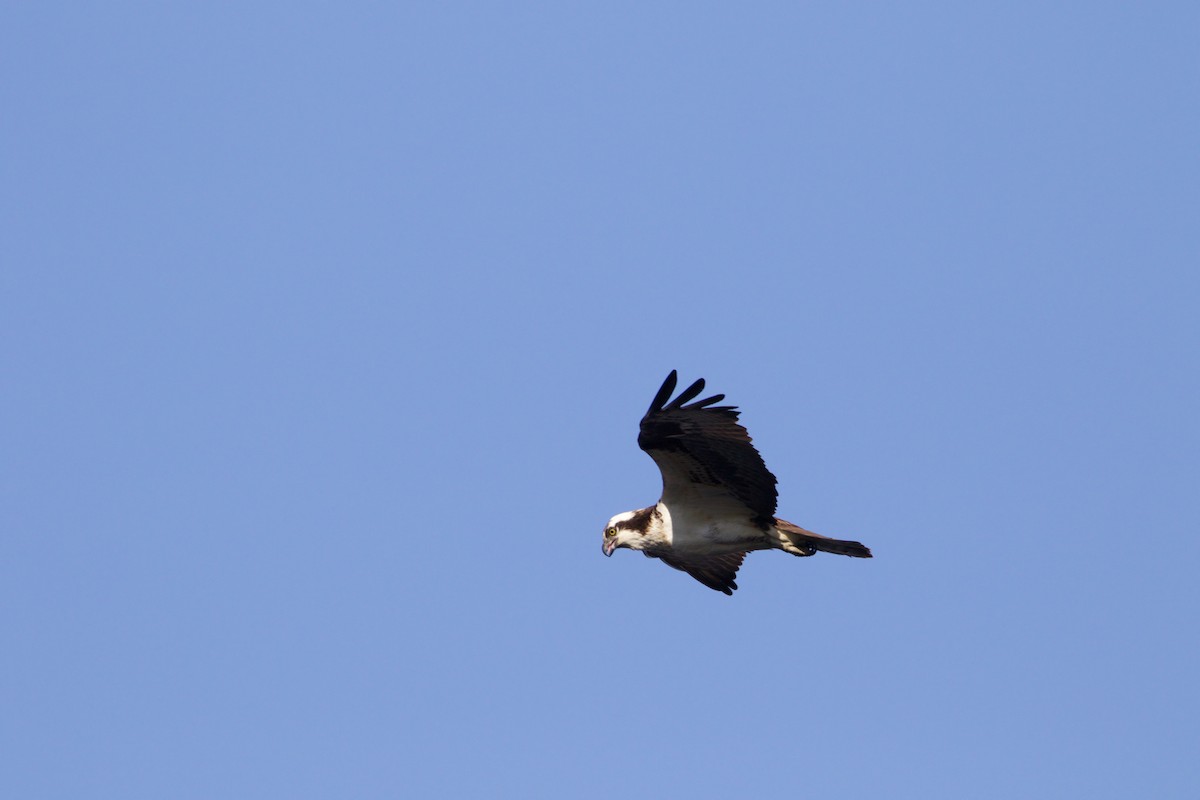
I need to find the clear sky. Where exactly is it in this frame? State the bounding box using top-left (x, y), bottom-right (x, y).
top-left (3, 3), bottom-right (1198, 798)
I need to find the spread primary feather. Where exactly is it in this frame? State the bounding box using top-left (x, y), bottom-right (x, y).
top-left (602, 370), bottom-right (872, 595)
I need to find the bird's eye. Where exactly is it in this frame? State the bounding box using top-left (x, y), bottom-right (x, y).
top-left (605, 526), bottom-right (617, 538)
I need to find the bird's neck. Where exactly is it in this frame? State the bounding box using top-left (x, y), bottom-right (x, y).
top-left (641, 502), bottom-right (672, 549)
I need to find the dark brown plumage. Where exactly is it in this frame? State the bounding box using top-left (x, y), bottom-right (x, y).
top-left (638, 371), bottom-right (779, 528)
top-left (658, 551), bottom-right (746, 596)
top-left (604, 371), bottom-right (872, 594)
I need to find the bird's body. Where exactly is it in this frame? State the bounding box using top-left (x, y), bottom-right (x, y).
top-left (602, 371), bottom-right (871, 594)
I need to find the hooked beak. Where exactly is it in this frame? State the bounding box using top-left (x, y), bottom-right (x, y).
top-left (602, 538), bottom-right (617, 557)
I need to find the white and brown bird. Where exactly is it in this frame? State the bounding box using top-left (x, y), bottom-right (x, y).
top-left (602, 370), bottom-right (872, 594)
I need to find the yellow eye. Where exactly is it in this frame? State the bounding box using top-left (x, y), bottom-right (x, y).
top-left (605, 526), bottom-right (617, 538)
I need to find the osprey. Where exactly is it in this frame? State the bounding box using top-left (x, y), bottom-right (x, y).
top-left (602, 370), bottom-right (872, 594)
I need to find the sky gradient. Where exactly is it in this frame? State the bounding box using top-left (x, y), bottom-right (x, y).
top-left (3, 4), bottom-right (1198, 798)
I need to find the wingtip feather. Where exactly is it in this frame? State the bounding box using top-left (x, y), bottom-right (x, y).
top-left (647, 370), bottom-right (678, 414)
top-left (667, 377), bottom-right (706, 409)
top-left (686, 393), bottom-right (725, 409)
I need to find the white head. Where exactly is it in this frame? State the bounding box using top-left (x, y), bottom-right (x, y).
top-left (602, 507), bottom-right (658, 556)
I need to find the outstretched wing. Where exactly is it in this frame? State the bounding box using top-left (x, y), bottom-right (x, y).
top-left (656, 551), bottom-right (747, 596)
top-left (638, 370), bottom-right (778, 528)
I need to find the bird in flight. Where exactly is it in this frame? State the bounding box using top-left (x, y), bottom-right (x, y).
top-left (602, 371), bottom-right (872, 594)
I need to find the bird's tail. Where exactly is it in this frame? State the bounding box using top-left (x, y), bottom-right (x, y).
top-left (774, 518), bottom-right (873, 559)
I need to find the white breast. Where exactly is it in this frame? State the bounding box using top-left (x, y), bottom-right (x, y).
top-left (656, 500), bottom-right (764, 556)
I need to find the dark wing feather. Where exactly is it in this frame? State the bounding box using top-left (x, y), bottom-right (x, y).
top-left (665, 376), bottom-right (706, 408)
top-left (657, 551), bottom-right (746, 595)
top-left (638, 371), bottom-right (778, 527)
top-left (646, 370), bottom-right (678, 414)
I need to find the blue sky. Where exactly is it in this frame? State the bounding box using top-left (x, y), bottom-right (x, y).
top-left (3, 3), bottom-right (1198, 798)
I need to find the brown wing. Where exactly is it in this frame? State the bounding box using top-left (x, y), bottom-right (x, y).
top-left (656, 551), bottom-right (747, 596)
top-left (638, 371), bottom-right (778, 527)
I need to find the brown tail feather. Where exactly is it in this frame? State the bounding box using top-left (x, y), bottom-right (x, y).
top-left (775, 518), bottom-right (873, 559)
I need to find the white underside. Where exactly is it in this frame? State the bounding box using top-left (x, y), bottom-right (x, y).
top-left (654, 500), bottom-right (773, 557)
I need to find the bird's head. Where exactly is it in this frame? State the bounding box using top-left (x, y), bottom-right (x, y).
top-left (602, 508), bottom-right (654, 556)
